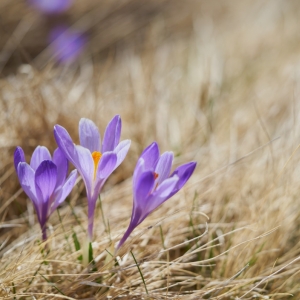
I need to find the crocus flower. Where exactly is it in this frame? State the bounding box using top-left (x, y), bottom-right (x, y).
top-left (49, 26), bottom-right (86, 63)
top-left (28, 0), bottom-right (73, 14)
top-left (14, 146), bottom-right (77, 241)
top-left (117, 142), bottom-right (196, 249)
top-left (54, 115), bottom-right (131, 241)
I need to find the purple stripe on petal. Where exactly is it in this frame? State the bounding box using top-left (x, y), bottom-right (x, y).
top-left (102, 115), bottom-right (121, 152)
top-left (114, 139), bottom-right (131, 168)
top-left (50, 169), bottom-right (77, 214)
top-left (35, 160), bottom-right (57, 204)
top-left (96, 152), bottom-right (117, 179)
top-left (79, 118), bottom-right (101, 153)
top-left (155, 151), bottom-right (173, 185)
top-left (53, 148), bottom-right (68, 188)
top-left (139, 142), bottom-right (160, 170)
top-left (35, 160), bottom-right (58, 227)
top-left (14, 147), bottom-right (25, 172)
top-left (170, 162), bottom-right (197, 197)
top-left (30, 146), bottom-right (52, 171)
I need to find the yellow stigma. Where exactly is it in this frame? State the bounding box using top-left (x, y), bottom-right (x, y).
top-left (92, 151), bottom-right (102, 179)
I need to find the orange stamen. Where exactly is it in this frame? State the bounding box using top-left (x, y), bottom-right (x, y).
top-left (92, 151), bottom-right (102, 179)
top-left (153, 172), bottom-right (159, 191)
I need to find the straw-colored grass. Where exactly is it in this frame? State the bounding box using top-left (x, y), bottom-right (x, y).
top-left (1, 0), bottom-right (300, 299)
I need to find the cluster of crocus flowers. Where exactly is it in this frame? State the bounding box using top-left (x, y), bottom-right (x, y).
top-left (14, 146), bottom-right (77, 241)
top-left (117, 142), bottom-right (196, 249)
top-left (14, 115), bottom-right (196, 252)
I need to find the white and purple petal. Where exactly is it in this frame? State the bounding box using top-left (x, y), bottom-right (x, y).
top-left (169, 162), bottom-right (197, 197)
top-left (17, 162), bottom-right (40, 220)
top-left (14, 147), bottom-right (25, 172)
top-left (35, 160), bottom-right (57, 203)
top-left (53, 148), bottom-right (68, 188)
top-left (35, 160), bottom-right (58, 228)
top-left (146, 176), bottom-right (179, 215)
top-left (50, 169), bottom-right (77, 213)
top-left (96, 152), bottom-right (117, 180)
top-left (154, 151), bottom-right (173, 185)
top-left (139, 142), bottom-right (160, 170)
top-left (73, 145), bottom-right (94, 197)
top-left (30, 146), bottom-right (52, 171)
top-left (114, 139), bottom-right (131, 168)
top-left (79, 118), bottom-right (101, 153)
top-left (133, 171), bottom-right (155, 210)
top-left (54, 125), bottom-right (77, 165)
top-left (102, 115), bottom-right (121, 152)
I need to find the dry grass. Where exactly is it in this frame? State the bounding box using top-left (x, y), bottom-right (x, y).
top-left (1, 0), bottom-right (300, 298)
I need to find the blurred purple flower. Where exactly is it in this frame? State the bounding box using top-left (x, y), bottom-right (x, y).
top-left (54, 116), bottom-right (131, 241)
top-left (28, 0), bottom-right (73, 14)
top-left (14, 146), bottom-right (77, 241)
top-left (117, 142), bottom-right (196, 249)
top-left (49, 26), bottom-right (86, 63)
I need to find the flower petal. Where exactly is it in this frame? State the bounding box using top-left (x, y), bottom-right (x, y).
top-left (35, 160), bottom-right (57, 203)
top-left (17, 162), bottom-right (39, 220)
top-left (117, 213), bottom-right (141, 249)
top-left (54, 125), bottom-right (77, 165)
top-left (169, 162), bottom-right (197, 197)
top-left (146, 176), bottom-right (179, 215)
top-left (35, 160), bottom-right (58, 225)
top-left (139, 142), bottom-right (160, 170)
top-left (79, 118), bottom-right (101, 153)
top-left (133, 170), bottom-right (155, 208)
top-left (14, 147), bottom-right (25, 172)
top-left (55, 123), bottom-right (101, 211)
top-left (50, 169), bottom-right (77, 214)
top-left (114, 139), bottom-right (131, 168)
top-left (102, 115), bottom-right (121, 152)
top-left (155, 151), bottom-right (173, 185)
top-left (53, 148), bottom-right (68, 188)
top-left (30, 146), bottom-right (52, 171)
top-left (54, 124), bottom-right (94, 191)
top-left (96, 151), bottom-right (117, 179)
top-left (73, 145), bottom-right (94, 197)
top-left (132, 170), bottom-right (155, 224)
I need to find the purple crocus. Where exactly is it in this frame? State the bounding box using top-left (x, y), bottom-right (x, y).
top-left (49, 26), bottom-right (86, 63)
top-left (28, 0), bottom-right (73, 14)
top-left (54, 115), bottom-right (131, 241)
top-left (117, 142), bottom-right (196, 249)
top-left (14, 146), bottom-right (77, 241)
